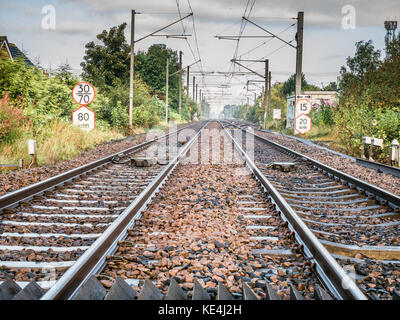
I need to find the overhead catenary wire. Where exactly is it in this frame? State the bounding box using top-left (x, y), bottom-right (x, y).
top-left (238, 22), bottom-right (296, 59)
top-left (223, 0), bottom-right (257, 91)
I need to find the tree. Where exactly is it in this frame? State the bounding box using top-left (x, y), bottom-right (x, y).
top-left (323, 82), bottom-right (338, 91)
top-left (339, 40), bottom-right (381, 96)
top-left (55, 62), bottom-right (78, 87)
top-left (81, 23), bottom-right (130, 90)
top-left (386, 33), bottom-right (400, 60)
top-left (135, 44), bottom-right (179, 99)
top-left (282, 73), bottom-right (320, 96)
top-left (342, 40), bottom-right (381, 79)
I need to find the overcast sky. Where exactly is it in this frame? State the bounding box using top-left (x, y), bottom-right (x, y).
top-left (1, 0), bottom-right (399, 114)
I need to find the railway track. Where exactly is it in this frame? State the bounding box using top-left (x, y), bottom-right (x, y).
top-left (223, 121), bottom-right (400, 300)
top-left (0, 121), bottom-right (205, 295)
top-left (3, 120), bottom-right (365, 300)
top-left (1, 120), bottom-right (389, 300)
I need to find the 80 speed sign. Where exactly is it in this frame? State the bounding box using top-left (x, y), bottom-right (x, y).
top-left (72, 82), bottom-right (95, 105)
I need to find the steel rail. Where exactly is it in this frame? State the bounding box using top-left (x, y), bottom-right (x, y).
top-left (355, 158), bottom-right (400, 178)
top-left (0, 122), bottom-right (201, 211)
top-left (227, 122), bottom-right (400, 209)
top-left (41, 121), bottom-right (209, 300)
top-left (220, 121), bottom-right (367, 300)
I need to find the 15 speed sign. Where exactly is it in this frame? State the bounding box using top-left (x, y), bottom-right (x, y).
top-left (72, 82), bottom-right (95, 105)
top-left (295, 99), bottom-right (312, 115)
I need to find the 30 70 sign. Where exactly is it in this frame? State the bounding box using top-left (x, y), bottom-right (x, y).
top-left (72, 81), bottom-right (95, 131)
top-left (72, 82), bottom-right (95, 105)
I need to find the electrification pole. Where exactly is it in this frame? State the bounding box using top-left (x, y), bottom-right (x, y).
top-left (178, 50), bottom-right (182, 116)
top-left (268, 71), bottom-right (272, 115)
top-left (263, 59), bottom-right (269, 129)
top-left (128, 11), bottom-right (192, 127)
top-left (193, 76), bottom-right (195, 102)
top-left (295, 11), bottom-right (304, 99)
top-left (165, 58), bottom-right (169, 123)
top-left (129, 9), bottom-right (136, 127)
top-left (187, 66), bottom-right (190, 96)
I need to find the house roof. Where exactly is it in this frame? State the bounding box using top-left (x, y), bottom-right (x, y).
top-left (0, 36), bottom-right (34, 66)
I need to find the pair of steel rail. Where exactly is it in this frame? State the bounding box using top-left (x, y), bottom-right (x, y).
top-left (0, 120), bottom-right (373, 299)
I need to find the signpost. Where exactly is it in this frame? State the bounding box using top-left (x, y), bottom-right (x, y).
top-left (294, 96), bottom-right (312, 134)
top-left (273, 109), bottom-right (281, 120)
top-left (273, 109), bottom-right (281, 130)
top-left (72, 81), bottom-right (96, 131)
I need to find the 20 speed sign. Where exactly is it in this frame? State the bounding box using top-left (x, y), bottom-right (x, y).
top-left (72, 82), bottom-right (95, 105)
top-left (295, 114), bottom-right (312, 135)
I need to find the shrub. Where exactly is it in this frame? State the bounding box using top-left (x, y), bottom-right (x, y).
top-left (333, 103), bottom-right (400, 158)
top-left (0, 92), bottom-right (30, 143)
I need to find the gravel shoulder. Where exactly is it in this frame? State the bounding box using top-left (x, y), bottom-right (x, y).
top-left (0, 123), bottom-right (191, 197)
top-left (255, 129), bottom-right (400, 197)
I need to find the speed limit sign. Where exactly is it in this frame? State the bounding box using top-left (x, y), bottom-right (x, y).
top-left (295, 99), bottom-right (312, 115)
top-left (72, 106), bottom-right (95, 131)
top-left (72, 82), bottom-right (95, 105)
top-left (295, 114), bottom-right (312, 134)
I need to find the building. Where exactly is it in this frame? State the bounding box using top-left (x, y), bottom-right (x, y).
top-left (286, 91), bottom-right (339, 128)
top-left (0, 36), bottom-right (33, 66)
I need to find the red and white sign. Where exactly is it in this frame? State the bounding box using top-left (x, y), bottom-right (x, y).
top-left (72, 82), bottom-right (95, 106)
top-left (295, 98), bottom-right (312, 115)
top-left (72, 106), bottom-right (95, 131)
top-left (295, 114), bottom-right (312, 135)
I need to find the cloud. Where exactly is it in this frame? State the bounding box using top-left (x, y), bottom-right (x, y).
top-left (63, 0), bottom-right (400, 28)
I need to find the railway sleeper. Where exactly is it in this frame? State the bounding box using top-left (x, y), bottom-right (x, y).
top-left (0, 275), bottom-right (337, 300)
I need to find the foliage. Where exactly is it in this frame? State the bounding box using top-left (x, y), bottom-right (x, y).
top-left (0, 57), bottom-right (78, 126)
top-left (282, 73), bottom-right (321, 96)
top-left (136, 44), bottom-right (179, 97)
top-left (0, 119), bottom-right (122, 166)
top-left (0, 92), bottom-right (30, 143)
top-left (336, 38), bottom-right (400, 159)
top-left (310, 102), bottom-right (334, 127)
top-left (323, 82), bottom-right (338, 91)
top-left (81, 23), bottom-right (130, 89)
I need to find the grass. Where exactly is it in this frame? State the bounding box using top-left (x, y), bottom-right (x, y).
top-left (0, 120), bottom-right (123, 167)
top-left (0, 119), bottom-right (190, 169)
top-left (270, 123), bottom-right (356, 157)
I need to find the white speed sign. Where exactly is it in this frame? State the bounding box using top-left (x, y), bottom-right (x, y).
top-left (72, 82), bottom-right (95, 105)
top-left (295, 114), bottom-right (312, 134)
top-left (72, 106), bottom-right (95, 131)
top-left (295, 99), bottom-right (312, 115)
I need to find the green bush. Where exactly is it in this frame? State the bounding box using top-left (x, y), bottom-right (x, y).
top-left (0, 93), bottom-right (30, 143)
top-left (333, 103), bottom-right (400, 157)
top-left (0, 58), bottom-right (77, 128)
top-left (111, 101), bottom-right (129, 129)
top-left (310, 103), bottom-right (334, 127)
